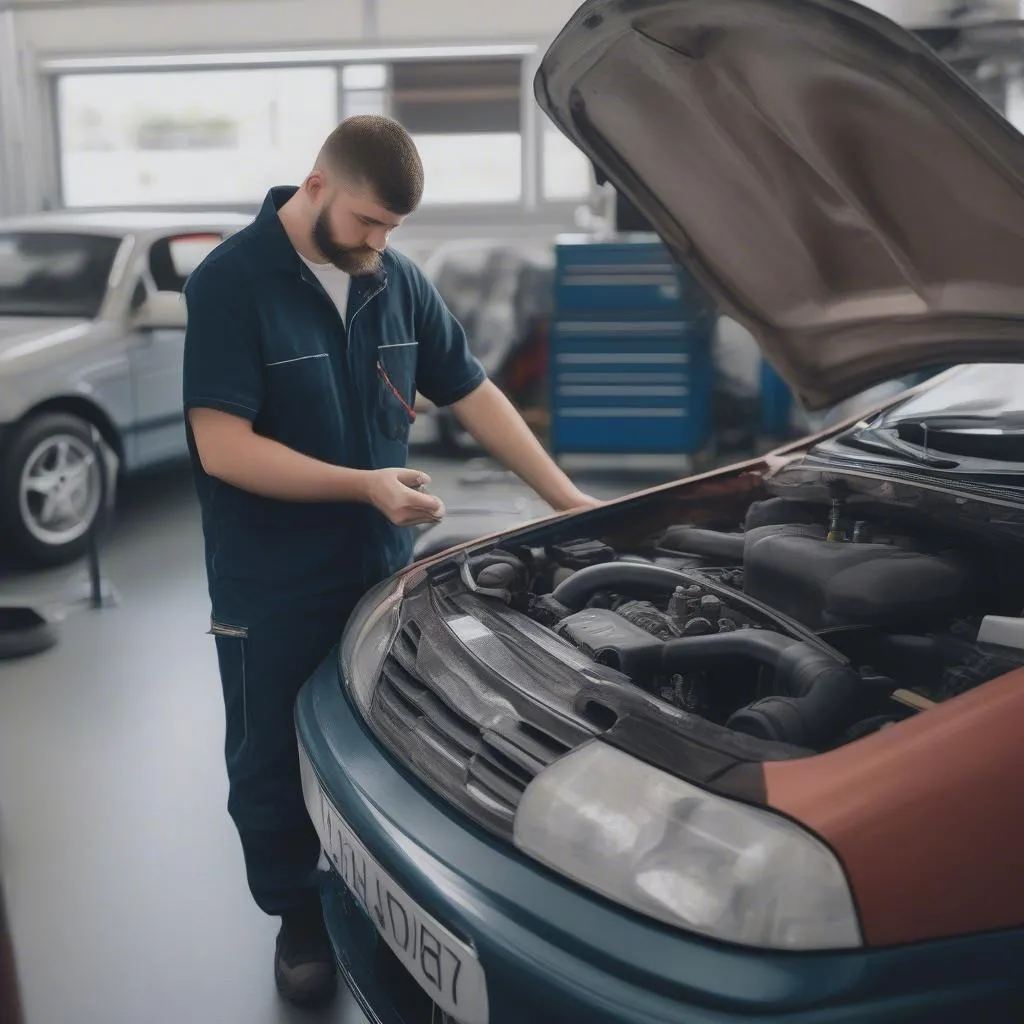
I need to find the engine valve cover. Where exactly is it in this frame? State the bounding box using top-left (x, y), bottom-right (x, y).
top-left (743, 524), bottom-right (975, 631)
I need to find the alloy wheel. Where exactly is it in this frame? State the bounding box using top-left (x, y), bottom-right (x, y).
top-left (17, 433), bottom-right (101, 547)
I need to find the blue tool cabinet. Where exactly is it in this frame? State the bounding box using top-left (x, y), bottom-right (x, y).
top-left (760, 360), bottom-right (794, 439)
top-left (549, 237), bottom-right (715, 458)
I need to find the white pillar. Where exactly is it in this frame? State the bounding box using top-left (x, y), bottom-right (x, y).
top-left (0, 7), bottom-right (28, 217)
top-left (363, 0), bottom-right (378, 39)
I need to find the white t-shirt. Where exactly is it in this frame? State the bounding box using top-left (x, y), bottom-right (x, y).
top-left (300, 254), bottom-right (351, 325)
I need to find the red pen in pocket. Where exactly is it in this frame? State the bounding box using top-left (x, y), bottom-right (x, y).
top-left (376, 360), bottom-right (417, 422)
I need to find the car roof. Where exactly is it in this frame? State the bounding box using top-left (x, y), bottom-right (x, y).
top-left (0, 209), bottom-right (253, 238)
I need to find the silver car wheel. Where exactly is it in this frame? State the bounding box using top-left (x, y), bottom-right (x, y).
top-left (17, 433), bottom-right (101, 547)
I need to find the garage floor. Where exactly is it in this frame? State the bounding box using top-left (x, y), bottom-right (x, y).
top-left (0, 448), bottom-right (682, 1024)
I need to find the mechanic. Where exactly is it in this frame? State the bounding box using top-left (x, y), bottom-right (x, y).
top-left (181, 115), bottom-right (599, 1008)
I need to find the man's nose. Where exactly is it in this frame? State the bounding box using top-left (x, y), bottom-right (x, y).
top-left (367, 227), bottom-right (390, 252)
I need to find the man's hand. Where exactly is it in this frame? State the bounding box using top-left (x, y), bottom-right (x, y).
top-left (366, 468), bottom-right (446, 526)
top-left (566, 490), bottom-right (604, 512)
top-left (451, 382), bottom-right (605, 512)
top-left (189, 409), bottom-right (446, 525)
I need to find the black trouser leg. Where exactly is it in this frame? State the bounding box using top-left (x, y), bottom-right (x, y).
top-left (213, 592), bottom-right (359, 917)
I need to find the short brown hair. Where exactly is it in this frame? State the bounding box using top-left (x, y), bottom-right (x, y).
top-left (318, 115), bottom-right (424, 215)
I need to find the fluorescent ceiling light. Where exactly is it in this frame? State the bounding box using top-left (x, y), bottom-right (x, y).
top-left (41, 43), bottom-right (538, 74)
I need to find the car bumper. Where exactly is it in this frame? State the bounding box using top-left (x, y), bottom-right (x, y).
top-left (296, 651), bottom-right (1024, 1024)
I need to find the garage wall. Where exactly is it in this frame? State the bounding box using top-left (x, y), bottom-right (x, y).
top-left (13, 1), bottom-right (365, 53)
top-left (14, 0), bottom-right (1013, 57)
top-left (2, 0), bottom-right (1020, 223)
top-left (3, 0), bottom-right (593, 227)
top-left (10, 0), bottom-right (583, 53)
top-left (874, 0), bottom-right (1020, 25)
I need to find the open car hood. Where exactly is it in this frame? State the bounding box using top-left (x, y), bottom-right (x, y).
top-left (536, 0), bottom-right (1024, 409)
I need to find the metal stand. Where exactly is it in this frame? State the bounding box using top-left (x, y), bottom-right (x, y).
top-left (0, 865), bottom-right (26, 1024)
top-left (83, 425), bottom-right (117, 611)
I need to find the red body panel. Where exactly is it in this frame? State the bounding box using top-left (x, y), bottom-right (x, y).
top-left (765, 669), bottom-right (1024, 946)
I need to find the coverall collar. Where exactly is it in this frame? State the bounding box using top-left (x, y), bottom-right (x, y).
top-left (253, 185), bottom-right (388, 285)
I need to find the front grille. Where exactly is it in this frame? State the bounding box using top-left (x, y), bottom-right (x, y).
top-left (369, 611), bottom-right (583, 838)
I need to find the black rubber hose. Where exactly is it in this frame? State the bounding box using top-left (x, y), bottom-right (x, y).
top-left (549, 561), bottom-right (874, 749)
top-left (661, 630), bottom-right (798, 671)
top-left (660, 526), bottom-right (746, 562)
top-left (658, 628), bottom-right (874, 750)
top-left (551, 561), bottom-right (700, 611)
top-left (727, 646), bottom-right (875, 750)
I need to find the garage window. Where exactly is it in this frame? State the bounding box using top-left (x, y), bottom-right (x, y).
top-left (391, 59), bottom-right (523, 204)
top-left (49, 49), bottom-right (586, 212)
top-left (543, 117), bottom-right (594, 201)
top-left (341, 63), bottom-right (389, 119)
top-left (57, 68), bottom-right (338, 207)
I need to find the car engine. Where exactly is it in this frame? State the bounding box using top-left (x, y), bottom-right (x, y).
top-left (460, 494), bottom-right (1024, 753)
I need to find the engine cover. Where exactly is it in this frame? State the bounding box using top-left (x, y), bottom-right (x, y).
top-left (743, 524), bottom-right (975, 630)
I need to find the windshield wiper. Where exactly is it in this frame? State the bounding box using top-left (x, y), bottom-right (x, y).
top-left (835, 426), bottom-right (960, 469)
top-left (889, 413), bottom-right (1024, 432)
top-left (890, 416), bottom-right (1024, 465)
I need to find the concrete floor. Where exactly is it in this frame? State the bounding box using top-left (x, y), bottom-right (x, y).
top-left (0, 445), bottom-right (684, 1024)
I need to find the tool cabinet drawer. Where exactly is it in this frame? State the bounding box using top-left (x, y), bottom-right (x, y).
top-left (555, 243), bottom-right (683, 313)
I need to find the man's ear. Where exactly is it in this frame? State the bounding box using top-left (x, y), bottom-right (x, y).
top-left (304, 168), bottom-right (328, 200)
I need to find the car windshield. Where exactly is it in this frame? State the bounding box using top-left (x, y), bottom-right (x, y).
top-left (821, 364), bottom-right (1024, 472)
top-left (885, 364), bottom-right (1024, 424)
top-left (0, 231), bottom-right (123, 319)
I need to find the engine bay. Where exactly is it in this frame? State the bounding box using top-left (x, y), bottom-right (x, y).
top-left (459, 488), bottom-right (1024, 753)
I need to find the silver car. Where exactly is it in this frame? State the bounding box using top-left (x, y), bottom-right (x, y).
top-left (0, 211), bottom-right (249, 568)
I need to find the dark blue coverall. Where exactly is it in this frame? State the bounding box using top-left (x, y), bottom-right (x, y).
top-left (181, 186), bottom-right (486, 917)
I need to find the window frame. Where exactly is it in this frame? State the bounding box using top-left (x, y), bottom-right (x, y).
top-left (117, 231), bottom-right (226, 326)
top-left (39, 42), bottom-right (594, 217)
top-left (52, 64), bottom-right (343, 210)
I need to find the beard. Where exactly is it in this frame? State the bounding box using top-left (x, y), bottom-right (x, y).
top-left (313, 209), bottom-right (383, 276)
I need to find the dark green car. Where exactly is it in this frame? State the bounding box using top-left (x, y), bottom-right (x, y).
top-left (296, 1), bottom-right (1024, 1020)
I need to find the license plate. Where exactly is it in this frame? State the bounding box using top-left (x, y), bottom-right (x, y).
top-left (298, 742), bottom-right (489, 1024)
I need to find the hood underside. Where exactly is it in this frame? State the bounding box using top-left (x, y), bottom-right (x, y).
top-left (536, 0), bottom-right (1024, 409)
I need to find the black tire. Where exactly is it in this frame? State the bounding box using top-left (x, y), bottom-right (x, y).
top-left (0, 413), bottom-right (110, 570)
top-left (0, 607), bottom-right (59, 660)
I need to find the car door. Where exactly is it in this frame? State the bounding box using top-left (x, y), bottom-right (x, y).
top-left (128, 232), bottom-right (224, 466)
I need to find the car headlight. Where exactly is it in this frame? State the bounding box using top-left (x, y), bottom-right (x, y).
top-left (340, 574), bottom-right (407, 717)
top-left (513, 741), bottom-right (861, 951)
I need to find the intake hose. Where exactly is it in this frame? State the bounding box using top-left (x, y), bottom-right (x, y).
top-left (552, 561), bottom-right (701, 611)
top-left (662, 630), bottom-right (798, 670)
top-left (661, 630), bottom-right (874, 750)
top-left (660, 525), bottom-right (746, 563)
top-left (551, 563), bottom-right (873, 749)
top-left (726, 644), bottom-right (874, 750)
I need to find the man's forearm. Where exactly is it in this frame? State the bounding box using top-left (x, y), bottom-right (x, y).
top-left (451, 380), bottom-right (587, 510)
top-left (190, 408), bottom-right (370, 503)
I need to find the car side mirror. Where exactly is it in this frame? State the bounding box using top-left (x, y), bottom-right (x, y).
top-left (131, 290), bottom-right (187, 330)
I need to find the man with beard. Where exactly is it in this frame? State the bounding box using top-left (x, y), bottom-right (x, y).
top-left (181, 115), bottom-right (598, 1007)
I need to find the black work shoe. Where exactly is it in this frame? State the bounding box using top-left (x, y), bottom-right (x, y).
top-left (274, 904), bottom-right (338, 1008)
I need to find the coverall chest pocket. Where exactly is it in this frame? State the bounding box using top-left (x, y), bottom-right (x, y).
top-left (375, 342), bottom-right (418, 444)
